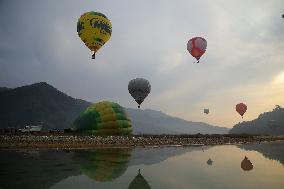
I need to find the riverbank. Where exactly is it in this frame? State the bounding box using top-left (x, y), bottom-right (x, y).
top-left (1, 134), bottom-right (283, 149)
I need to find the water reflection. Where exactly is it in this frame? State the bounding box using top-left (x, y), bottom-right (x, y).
top-left (207, 158), bottom-right (213, 165)
top-left (127, 169), bottom-right (151, 189)
top-left (129, 145), bottom-right (208, 166)
top-left (0, 150), bottom-right (79, 189)
top-left (241, 156), bottom-right (253, 171)
top-left (0, 143), bottom-right (283, 189)
top-left (72, 148), bottom-right (132, 182)
top-left (239, 141), bottom-right (284, 165)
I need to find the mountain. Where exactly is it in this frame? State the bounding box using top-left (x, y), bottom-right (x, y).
top-left (0, 82), bottom-right (91, 129)
top-left (0, 87), bottom-right (10, 92)
top-left (127, 108), bottom-right (229, 134)
top-left (229, 106), bottom-right (284, 135)
top-left (0, 82), bottom-right (228, 134)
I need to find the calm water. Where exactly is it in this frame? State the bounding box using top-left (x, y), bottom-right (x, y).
top-left (0, 141), bottom-right (284, 189)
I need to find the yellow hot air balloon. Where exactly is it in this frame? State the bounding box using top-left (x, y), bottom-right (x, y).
top-left (77, 11), bottom-right (112, 59)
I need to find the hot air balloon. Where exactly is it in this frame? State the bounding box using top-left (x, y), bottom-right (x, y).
top-left (187, 37), bottom-right (207, 63)
top-left (77, 11), bottom-right (112, 59)
top-left (204, 108), bottom-right (209, 114)
top-left (128, 78), bottom-right (151, 108)
top-left (282, 14), bottom-right (284, 18)
top-left (241, 156), bottom-right (253, 171)
top-left (73, 101), bottom-right (132, 135)
top-left (236, 103), bottom-right (247, 118)
top-left (207, 158), bottom-right (213, 165)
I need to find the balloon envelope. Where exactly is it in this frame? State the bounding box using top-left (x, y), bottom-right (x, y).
top-left (77, 11), bottom-right (112, 59)
top-left (236, 103), bottom-right (247, 117)
top-left (74, 101), bottom-right (132, 135)
top-left (204, 108), bottom-right (209, 114)
top-left (187, 37), bottom-right (207, 61)
top-left (128, 78), bottom-right (151, 108)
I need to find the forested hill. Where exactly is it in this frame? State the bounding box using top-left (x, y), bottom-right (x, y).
top-left (0, 82), bottom-right (91, 129)
top-left (0, 87), bottom-right (11, 92)
top-left (229, 106), bottom-right (284, 135)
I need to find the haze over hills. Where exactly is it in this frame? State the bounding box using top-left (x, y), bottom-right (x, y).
top-left (127, 108), bottom-right (229, 134)
top-left (0, 82), bottom-right (229, 134)
top-left (229, 106), bottom-right (284, 135)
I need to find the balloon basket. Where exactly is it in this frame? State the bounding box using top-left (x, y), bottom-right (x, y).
top-left (92, 53), bottom-right (96, 59)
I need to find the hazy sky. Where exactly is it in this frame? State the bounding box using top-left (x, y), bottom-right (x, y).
top-left (0, 0), bottom-right (283, 128)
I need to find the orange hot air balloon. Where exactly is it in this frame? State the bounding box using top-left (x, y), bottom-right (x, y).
top-left (236, 103), bottom-right (247, 118)
top-left (241, 156), bottom-right (253, 171)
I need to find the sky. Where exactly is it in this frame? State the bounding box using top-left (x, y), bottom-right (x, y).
top-left (0, 0), bottom-right (284, 128)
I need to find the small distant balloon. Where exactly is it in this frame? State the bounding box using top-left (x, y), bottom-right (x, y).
top-left (187, 37), bottom-right (207, 63)
top-left (236, 103), bottom-right (247, 118)
top-left (241, 156), bottom-right (253, 171)
top-left (204, 108), bottom-right (209, 114)
top-left (128, 78), bottom-right (151, 108)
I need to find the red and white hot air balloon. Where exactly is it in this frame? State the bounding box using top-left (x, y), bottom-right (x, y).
top-left (187, 37), bottom-right (207, 63)
top-left (236, 103), bottom-right (247, 118)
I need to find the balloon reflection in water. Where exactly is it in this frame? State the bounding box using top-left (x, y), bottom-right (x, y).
top-left (127, 169), bottom-right (151, 189)
top-left (72, 148), bottom-right (133, 182)
top-left (207, 158), bottom-right (213, 165)
top-left (241, 156), bottom-right (253, 171)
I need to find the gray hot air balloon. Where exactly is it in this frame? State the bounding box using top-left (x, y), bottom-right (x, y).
top-left (204, 108), bottom-right (209, 114)
top-left (128, 78), bottom-right (151, 108)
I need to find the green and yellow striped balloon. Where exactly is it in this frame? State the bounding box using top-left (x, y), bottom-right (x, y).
top-left (72, 148), bottom-right (132, 182)
top-left (74, 101), bottom-right (132, 135)
top-left (77, 11), bottom-right (112, 59)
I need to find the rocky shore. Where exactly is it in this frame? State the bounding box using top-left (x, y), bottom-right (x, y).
top-left (1, 134), bottom-right (284, 149)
